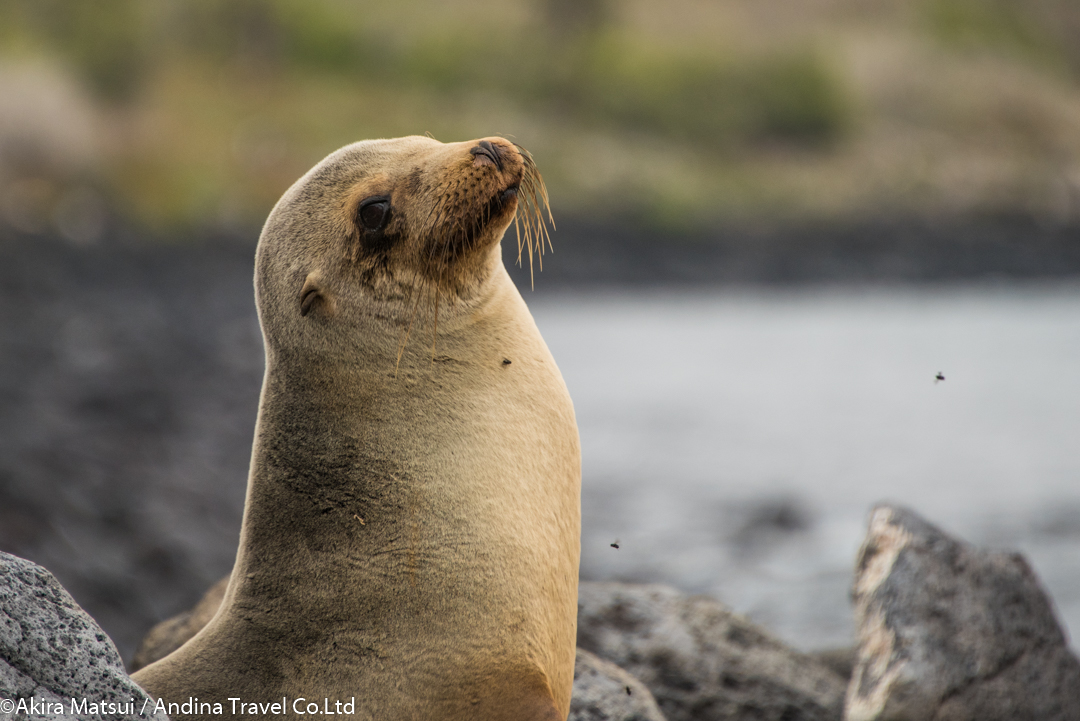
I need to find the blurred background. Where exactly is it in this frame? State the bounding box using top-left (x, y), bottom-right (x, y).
top-left (1, 0), bottom-right (1080, 665)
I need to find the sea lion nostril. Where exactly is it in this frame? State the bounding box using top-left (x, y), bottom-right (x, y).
top-left (471, 140), bottom-right (504, 171)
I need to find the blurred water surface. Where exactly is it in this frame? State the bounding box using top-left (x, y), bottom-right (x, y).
top-left (530, 284), bottom-right (1080, 651)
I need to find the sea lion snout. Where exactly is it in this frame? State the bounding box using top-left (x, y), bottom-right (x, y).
top-left (472, 139), bottom-right (525, 209)
top-left (471, 138), bottom-right (507, 171)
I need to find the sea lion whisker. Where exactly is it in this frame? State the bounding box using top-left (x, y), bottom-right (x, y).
top-left (515, 177), bottom-right (548, 281)
top-left (514, 209), bottom-right (525, 267)
top-left (529, 233), bottom-right (536, 289)
top-left (425, 202), bottom-right (448, 263)
top-left (519, 152), bottom-right (554, 256)
top-left (507, 142), bottom-right (557, 284)
top-left (420, 198), bottom-right (440, 242)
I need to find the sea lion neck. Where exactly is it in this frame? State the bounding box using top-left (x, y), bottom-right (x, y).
top-left (238, 264), bottom-right (528, 549)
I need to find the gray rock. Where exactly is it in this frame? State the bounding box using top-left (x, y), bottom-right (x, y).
top-left (809, 647), bottom-right (857, 682)
top-left (0, 551), bottom-right (167, 721)
top-left (577, 581), bottom-right (846, 721)
top-left (846, 505), bottom-right (1080, 721)
top-left (571, 648), bottom-right (667, 721)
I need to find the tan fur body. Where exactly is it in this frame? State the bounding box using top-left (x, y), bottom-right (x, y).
top-left (132, 137), bottom-right (581, 721)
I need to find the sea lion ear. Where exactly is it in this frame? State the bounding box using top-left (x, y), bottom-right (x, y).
top-left (299, 273), bottom-right (332, 317)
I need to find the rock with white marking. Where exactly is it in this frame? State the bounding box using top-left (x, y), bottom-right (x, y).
top-left (846, 505), bottom-right (1080, 721)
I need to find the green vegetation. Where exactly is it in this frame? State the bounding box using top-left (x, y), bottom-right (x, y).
top-left (0, 0), bottom-right (149, 100)
top-left (923, 0), bottom-right (1071, 71)
top-left (1, 0), bottom-right (1080, 232)
top-left (579, 36), bottom-right (849, 147)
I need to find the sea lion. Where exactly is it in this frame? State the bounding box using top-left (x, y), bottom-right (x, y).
top-left (132, 136), bottom-right (581, 721)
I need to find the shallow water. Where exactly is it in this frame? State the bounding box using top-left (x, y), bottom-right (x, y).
top-left (530, 283), bottom-right (1080, 651)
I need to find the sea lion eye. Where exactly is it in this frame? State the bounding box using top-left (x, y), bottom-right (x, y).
top-left (358, 196), bottom-right (391, 231)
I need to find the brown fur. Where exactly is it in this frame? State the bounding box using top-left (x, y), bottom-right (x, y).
top-left (132, 136), bottom-right (581, 721)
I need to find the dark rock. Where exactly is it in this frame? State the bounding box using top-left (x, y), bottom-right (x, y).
top-left (0, 234), bottom-right (261, 664)
top-left (0, 551), bottom-right (168, 720)
top-left (577, 581), bottom-right (846, 721)
top-left (571, 648), bottom-right (667, 721)
top-left (847, 505), bottom-right (1080, 721)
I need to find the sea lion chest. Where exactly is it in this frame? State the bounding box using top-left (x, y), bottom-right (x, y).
top-left (222, 283), bottom-right (578, 698)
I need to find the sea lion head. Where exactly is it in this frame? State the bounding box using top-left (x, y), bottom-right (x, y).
top-left (254, 135), bottom-right (549, 358)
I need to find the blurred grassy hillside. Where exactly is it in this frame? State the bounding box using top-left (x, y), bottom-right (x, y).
top-left (2, 0), bottom-right (1080, 238)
